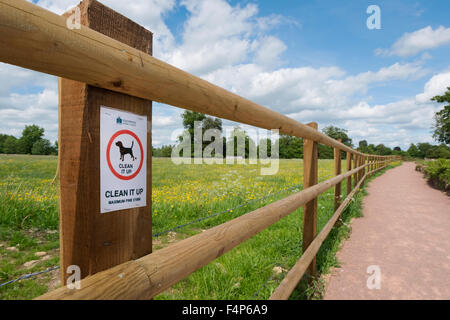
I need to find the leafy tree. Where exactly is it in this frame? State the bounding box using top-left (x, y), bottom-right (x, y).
top-left (31, 139), bottom-right (52, 155)
top-left (318, 144), bottom-right (334, 159)
top-left (367, 143), bottom-right (376, 154)
top-left (407, 143), bottom-right (420, 158)
top-left (153, 145), bottom-right (174, 157)
top-left (0, 134), bottom-right (16, 153)
top-left (0, 134), bottom-right (6, 153)
top-left (202, 117), bottom-right (222, 132)
top-left (392, 146), bottom-right (404, 156)
top-left (179, 111), bottom-right (223, 157)
top-left (374, 144), bottom-right (392, 155)
top-left (3, 136), bottom-right (18, 154)
top-left (321, 126), bottom-right (352, 159)
top-left (181, 111), bottom-right (206, 132)
top-left (417, 142), bottom-right (434, 158)
top-left (19, 125), bottom-right (45, 154)
top-left (52, 140), bottom-right (58, 155)
top-left (275, 135), bottom-right (302, 159)
top-left (431, 87), bottom-right (450, 145)
top-left (358, 140), bottom-right (368, 153)
top-left (322, 126), bottom-right (353, 147)
top-left (426, 144), bottom-right (450, 159)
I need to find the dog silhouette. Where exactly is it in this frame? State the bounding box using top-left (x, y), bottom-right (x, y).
top-left (115, 140), bottom-right (135, 161)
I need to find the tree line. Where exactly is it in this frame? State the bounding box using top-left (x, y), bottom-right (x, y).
top-left (0, 125), bottom-right (57, 155)
top-left (154, 86), bottom-right (450, 160)
top-left (153, 114), bottom-right (450, 160)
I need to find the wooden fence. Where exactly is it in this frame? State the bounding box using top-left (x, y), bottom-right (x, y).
top-left (0, 0), bottom-right (400, 300)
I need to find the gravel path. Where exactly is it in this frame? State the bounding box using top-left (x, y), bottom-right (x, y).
top-left (324, 162), bottom-right (450, 300)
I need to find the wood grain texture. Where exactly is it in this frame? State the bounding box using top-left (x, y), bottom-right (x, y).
top-left (371, 156), bottom-right (375, 176)
top-left (0, 0), bottom-right (368, 156)
top-left (334, 139), bottom-right (342, 212)
top-left (353, 154), bottom-right (358, 189)
top-left (58, 0), bottom-right (152, 282)
top-left (302, 122), bottom-right (318, 277)
top-left (346, 152), bottom-right (352, 196)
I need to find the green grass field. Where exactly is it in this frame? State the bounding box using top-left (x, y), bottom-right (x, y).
top-left (0, 154), bottom-right (400, 300)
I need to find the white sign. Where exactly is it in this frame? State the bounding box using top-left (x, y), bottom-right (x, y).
top-left (100, 106), bottom-right (147, 213)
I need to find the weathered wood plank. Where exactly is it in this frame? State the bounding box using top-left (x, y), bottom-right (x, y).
top-left (334, 139), bottom-right (342, 212)
top-left (302, 122), bottom-right (318, 277)
top-left (346, 152), bottom-right (352, 196)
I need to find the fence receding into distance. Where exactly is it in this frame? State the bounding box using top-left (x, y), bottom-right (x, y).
top-left (0, 0), bottom-right (400, 300)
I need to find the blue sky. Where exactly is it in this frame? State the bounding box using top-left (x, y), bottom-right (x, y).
top-left (1, 0), bottom-right (450, 149)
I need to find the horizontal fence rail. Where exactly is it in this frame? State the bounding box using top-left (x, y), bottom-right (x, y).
top-left (0, 0), bottom-right (401, 300)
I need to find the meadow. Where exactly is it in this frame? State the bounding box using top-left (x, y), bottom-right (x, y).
top-left (0, 154), bottom-right (398, 299)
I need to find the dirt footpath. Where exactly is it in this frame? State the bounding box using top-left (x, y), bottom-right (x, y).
top-left (324, 162), bottom-right (450, 300)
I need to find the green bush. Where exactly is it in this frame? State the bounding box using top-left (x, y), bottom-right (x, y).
top-left (423, 159), bottom-right (450, 192)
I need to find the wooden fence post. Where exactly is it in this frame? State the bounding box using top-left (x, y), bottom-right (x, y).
top-left (59, 0), bottom-right (153, 282)
top-left (371, 156), bottom-right (374, 175)
top-left (371, 156), bottom-right (376, 175)
top-left (346, 152), bottom-right (352, 196)
top-left (353, 154), bottom-right (358, 188)
top-left (363, 156), bottom-right (367, 178)
top-left (334, 139), bottom-right (342, 212)
top-left (302, 122), bottom-right (318, 278)
top-left (358, 156), bottom-right (362, 181)
top-left (360, 156), bottom-right (365, 181)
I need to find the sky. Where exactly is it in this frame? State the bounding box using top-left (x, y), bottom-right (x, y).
top-left (1, 0), bottom-right (449, 150)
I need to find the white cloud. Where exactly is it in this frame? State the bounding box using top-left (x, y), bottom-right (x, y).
top-left (0, 63), bottom-right (56, 96)
top-left (0, 87), bottom-right (58, 142)
top-left (203, 61), bottom-right (426, 114)
top-left (252, 36), bottom-right (287, 69)
top-left (164, 0), bottom-right (294, 75)
top-left (416, 71), bottom-right (450, 103)
top-left (287, 71), bottom-right (450, 149)
top-left (153, 114), bottom-right (177, 127)
top-left (376, 26), bottom-right (450, 57)
top-left (30, 0), bottom-right (177, 58)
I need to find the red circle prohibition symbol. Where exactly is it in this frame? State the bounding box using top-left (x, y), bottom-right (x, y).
top-left (106, 129), bottom-right (144, 181)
